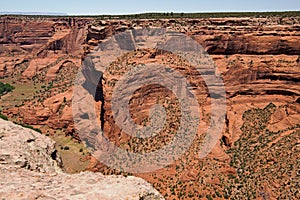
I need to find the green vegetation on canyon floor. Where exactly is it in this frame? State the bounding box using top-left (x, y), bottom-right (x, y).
top-left (0, 82), bottom-right (14, 96)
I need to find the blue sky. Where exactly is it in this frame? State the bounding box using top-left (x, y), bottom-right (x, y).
top-left (1, 0), bottom-right (300, 15)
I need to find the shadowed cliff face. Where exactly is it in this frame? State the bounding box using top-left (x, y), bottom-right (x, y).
top-left (0, 16), bottom-right (300, 199)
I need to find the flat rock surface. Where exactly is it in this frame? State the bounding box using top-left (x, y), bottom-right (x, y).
top-left (0, 119), bottom-right (164, 200)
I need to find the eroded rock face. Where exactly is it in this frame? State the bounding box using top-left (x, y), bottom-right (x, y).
top-left (87, 17), bottom-right (300, 55)
top-left (0, 119), bottom-right (164, 200)
top-left (0, 17), bottom-right (88, 136)
top-left (1, 16), bottom-right (300, 138)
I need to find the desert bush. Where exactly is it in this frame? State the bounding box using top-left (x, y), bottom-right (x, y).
top-left (0, 113), bottom-right (8, 120)
top-left (0, 82), bottom-right (14, 96)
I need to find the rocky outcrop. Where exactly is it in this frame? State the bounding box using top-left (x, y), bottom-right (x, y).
top-left (0, 119), bottom-right (164, 200)
top-left (0, 118), bottom-right (62, 173)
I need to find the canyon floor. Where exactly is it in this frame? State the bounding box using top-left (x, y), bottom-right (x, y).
top-left (0, 15), bottom-right (300, 199)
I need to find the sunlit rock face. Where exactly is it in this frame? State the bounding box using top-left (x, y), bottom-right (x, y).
top-left (0, 119), bottom-right (164, 200)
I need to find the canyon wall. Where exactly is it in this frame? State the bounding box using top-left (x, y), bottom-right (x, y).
top-left (0, 16), bottom-right (299, 199)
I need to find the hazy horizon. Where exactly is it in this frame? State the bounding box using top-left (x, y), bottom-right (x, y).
top-left (1, 0), bottom-right (300, 15)
top-left (1, 10), bottom-right (300, 17)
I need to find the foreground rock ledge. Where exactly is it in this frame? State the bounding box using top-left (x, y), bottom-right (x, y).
top-left (0, 119), bottom-right (164, 200)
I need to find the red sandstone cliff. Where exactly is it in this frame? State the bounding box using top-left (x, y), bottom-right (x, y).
top-left (0, 16), bottom-right (299, 199)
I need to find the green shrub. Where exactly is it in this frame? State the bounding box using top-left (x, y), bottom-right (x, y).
top-left (0, 82), bottom-right (14, 96)
top-left (206, 194), bottom-right (213, 200)
top-left (0, 113), bottom-right (8, 120)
